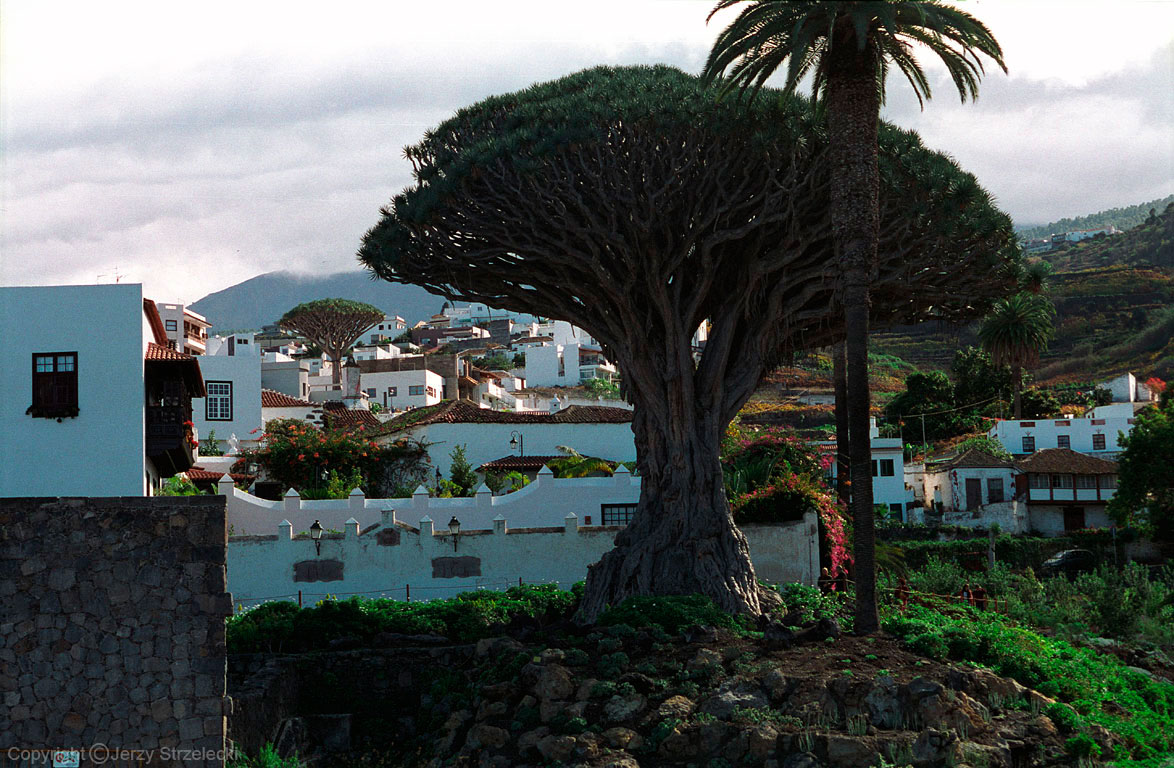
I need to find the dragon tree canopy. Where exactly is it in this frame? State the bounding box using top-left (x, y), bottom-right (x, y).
top-left (359, 64), bottom-right (1017, 619)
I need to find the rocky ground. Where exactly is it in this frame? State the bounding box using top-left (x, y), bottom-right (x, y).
top-left (284, 617), bottom-right (1097, 768)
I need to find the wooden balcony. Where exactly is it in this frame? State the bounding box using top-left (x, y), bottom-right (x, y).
top-left (146, 405), bottom-right (196, 476)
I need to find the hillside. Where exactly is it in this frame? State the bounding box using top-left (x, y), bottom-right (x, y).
top-left (1015, 193), bottom-right (1174, 240)
top-left (872, 207), bottom-right (1174, 382)
top-left (189, 270), bottom-right (452, 332)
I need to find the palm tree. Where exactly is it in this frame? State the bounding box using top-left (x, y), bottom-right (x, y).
top-left (978, 293), bottom-right (1056, 419)
top-left (1019, 260), bottom-right (1054, 294)
top-left (704, 1), bottom-right (1005, 633)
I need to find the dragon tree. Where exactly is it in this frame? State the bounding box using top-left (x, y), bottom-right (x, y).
top-left (278, 299), bottom-right (385, 386)
top-left (358, 65), bottom-right (1018, 621)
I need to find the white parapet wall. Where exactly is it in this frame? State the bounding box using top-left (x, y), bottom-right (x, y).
top-left (221, 466), bottom-right (644, 536)
top-left (227, 509), bottom-right (819, 607)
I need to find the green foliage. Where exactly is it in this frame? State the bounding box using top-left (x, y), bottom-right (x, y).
top-left (978, 292), bottom-right (1056, 372)
top-left (582, 377), bottom-right (621, 400)
top-left (200, 429), bottom-right (225, 456)
top-left (951, 436), bottom-right (1013, 462)
top-left (1109, 390), bottom-right (1174, 540)
top-left (883, 371), bottom-right (989, 441)
top-left (483, 470), bottom-right (529, 495)
top-left (952, 346), bottom-right (1015, 410)
top-left (547, 448), bottom-right (622, 479)
top-left (226, 583), bottom-right (577, 653)
top-left (226, 743), bottom-right (300, 768)
top-left (596, 594), bottom-right (753, 635)
top-left (471, 353), bottom-right (514, 371)
top-left (298, 467), bottom-right (363, 500)
top-left (234, 418), bottom-right (429, 497)
top-left (157, 475), bottom-right (205, 496)
top-left (448, 444), bottom-right (478, 496)
top-left (1019, 387), bottom-right (1062, 419)
top-left (775, 583), bottom-right (839, 624)
top-left (884, 605), bottom-right (1174, 758)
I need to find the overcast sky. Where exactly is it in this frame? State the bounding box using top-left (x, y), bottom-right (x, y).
top-left (2, 0), bottom-right (1171, 305)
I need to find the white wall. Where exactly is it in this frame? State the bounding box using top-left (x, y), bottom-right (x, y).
top-left (193, 354), bottom-right (262, 453)
top-left (989, 416), bottom-right (1133, 457)
top-left (1028, 504), bottom-right (1114, 537)
top-left (405, 420), bottom-right (636, 476)
top-left (941, 500), bottom-right (1028, 534)
top-left (0, 284), bottom-right (148, 496)
top-left (261, 360), bottom-right (309, 400)
top-left (226, 506), bottom-right (817, 607)
top-left (223, 467), bottom-right (643, 535)
top-left (824, 438), bottom-right (911, 510)
top-left (360, 369), bottom-right (443, 411)
top-left (924, 466), bottom-right (1017, 512)
top-left (525, 343), bottom-right (579, 387)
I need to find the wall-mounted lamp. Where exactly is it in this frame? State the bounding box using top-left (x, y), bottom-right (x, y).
top-left (309, 519), bottom-right (323, 556)
top-left (448, 516), bottom-right (461, 551)
top-left (509, 431), bottom-right (524, 457)
top-left (435, 467), bottom-right (443, 493)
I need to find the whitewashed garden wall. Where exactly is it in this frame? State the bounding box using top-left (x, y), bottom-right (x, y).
top-left (227, 508), bottom-right (818, 608)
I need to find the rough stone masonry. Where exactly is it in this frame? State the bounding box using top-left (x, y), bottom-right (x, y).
top-left (0, 496), bottom-right (231, 766)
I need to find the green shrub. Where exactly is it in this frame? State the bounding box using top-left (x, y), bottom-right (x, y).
top-left (597, 594), bottom-right (753, 635)
top-left (776, 583), bottom-right (840, 624)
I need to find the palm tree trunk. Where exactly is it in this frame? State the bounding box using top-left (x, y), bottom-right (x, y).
top-left (1013, 365), bottom-right (1022, 419)
top-left (833, 341), bottom-right (850, 505)
top-left (827, 24), bottom-right (881, 635)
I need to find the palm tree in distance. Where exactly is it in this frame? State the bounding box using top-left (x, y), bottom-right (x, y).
top-left (704, 1), bottom-right (1006, 633)
top-left (1019, 260), bottom-right (1054, 294)
top-left (978, 293), bottom-right (1056, 419)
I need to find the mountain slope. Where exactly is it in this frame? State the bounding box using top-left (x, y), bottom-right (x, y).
top-left (189, 270), bottom-right (451, 331)
top-left (1015, 193), bottom-right (1174, 240)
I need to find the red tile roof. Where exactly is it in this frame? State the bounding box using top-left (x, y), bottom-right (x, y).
top-left (185, 468), bottom-right (252, 482)
top-left (372, 400), bottom-right (633, 437)
top-left (930, 448), bottom-right (1015, 472)
top-left (1018, 448), bottom-right (1118, 475)
top-left (261, 388), bottom-right (315, 408)
top-left (477, 455), bottom-right (564, 472)
top-left (321, 401), bottom-right (383, 430)
top-left (145, 342), bottom-right (193, 361)
top-left (145, 342), bottom-right (205, 397)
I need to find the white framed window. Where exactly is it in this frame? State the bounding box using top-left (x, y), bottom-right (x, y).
top-left (165, 319), bottom-right (178, 331)
top-left (601, 503), bottom-right (637, 526)
top-left (409, 385), bottom-right (425, 396)
top-left (205, 381), bottom-right (233, 421)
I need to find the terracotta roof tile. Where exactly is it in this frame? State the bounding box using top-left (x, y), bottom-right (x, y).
top-left (185, 468), bottom-right (251, 482)
top-left (930, 448), bottom-right (1015, 472)
top-left (145, 342), bottom-right (193, 361)
top-left (477, 455), bottom-right (564, 472)
top-left (321, 401), bottom-right (382, 430)
top-left (371, 400), bottom-right (633, 437)
top-left (1017, 448), bottom-right (1118, 475)
top-left (261, 389), bottom-right (315, 408)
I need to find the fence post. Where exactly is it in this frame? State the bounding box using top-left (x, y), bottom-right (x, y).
top-left (345, 517), bottom-right (360, 537)
top-left (349, 487), bottom-right (366, 511)
top-left (284, 487), bottom-right (301, 513)
top-left (278, 519), bottom-right (293, 543)
top-left (564, 512), bottom-right (578, 534)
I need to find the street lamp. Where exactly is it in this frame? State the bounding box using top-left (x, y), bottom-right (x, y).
top-left (309, 519), bottom-right (323, 556)
top-left (448, 516), bottom-right (461, 551)
top-left (509, 430), bottom-right (524, 457)
top-left (435, 467), bottom-right (443, 493)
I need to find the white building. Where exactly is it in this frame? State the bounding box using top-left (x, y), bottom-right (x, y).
top-left (368, 400), bottom-right (636, 476)
top-left (922, 449), bottom-right (1018, 513)
top-left (155, 302), bottom-right (211, 355)
top-left (524, 342), bottom-right (618, 387)
top-left (988, 409), bottom-right (1138, 459)
top-left (821, 420), bottom-right (913, 516)
top-left (261, 358), bottom-right (311, 401)
top-left (206, 332), bottom-right (258, 357)
top-left (0, 285), bottom-right (204, 496)
top-left (1098, 372), bottom-right (1158, 404)
top-left (363, 315), bottom-right (407, 345)
top-left (1019, 448), bottom-right (1118, 535)
top-left (261, 389), bottom-right (322, 429)
top-left (191, 353), bottom-right (263, 454)
top-left (360, 368), bottom-right (444, 411)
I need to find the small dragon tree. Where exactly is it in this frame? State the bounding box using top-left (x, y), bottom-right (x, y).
top-left (358, 65), bottom-right (1017, 621)
top-left (278, 299), bottom-right (385, 386)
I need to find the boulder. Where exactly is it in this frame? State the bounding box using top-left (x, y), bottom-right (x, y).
top-left (700, 679), bottom-right (770, 719)
top-left (826, 735), bottom-right (879, 768)
top-left (657, 695), bottom-right (696, 720)
top-left (475, 636), bottom-right (524, 659)
top-left (865, 675), bottom-right (901, 730)
top-left (688, 648), bottom-right (723, 671)
top-left (464, 724), bottom-right (509, 751)
top-left (603, 692), bottom-right (647, 724)
top-left (535, 734), bottom-right (576, 762)
top-left (602, 727), bottom-right (644, 750)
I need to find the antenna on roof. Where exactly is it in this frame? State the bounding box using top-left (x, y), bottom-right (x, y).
top-left (96, 267), bottom-right (125, 284)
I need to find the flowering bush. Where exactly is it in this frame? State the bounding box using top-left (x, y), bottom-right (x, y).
top-left (233, 418), bottom-right (430, 497)
top-left (721, 421), bottom-right (851, 578)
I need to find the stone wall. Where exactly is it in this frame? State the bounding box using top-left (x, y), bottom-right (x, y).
top-left (0, 496), bottom-right (231, 766)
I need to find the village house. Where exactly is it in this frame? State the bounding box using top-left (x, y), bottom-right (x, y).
top-left (1019, 448), bottom-right (1119, 535)
top-left (919, 448), bottom-right (1026, 532)
top-left (155, 301), bottom-right (210, 355)
top-left (367, 399), bottom-right (636, 476)
top-left (988, 407), bottom-right (1139, 459)
top-left (820, 419), bottom-right (914, 517)
top-left (0, 284), bottom-right (204, 496)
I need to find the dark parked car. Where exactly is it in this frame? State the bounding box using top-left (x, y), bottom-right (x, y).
top-left (1040, 549), bottom-right (1097, 578)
